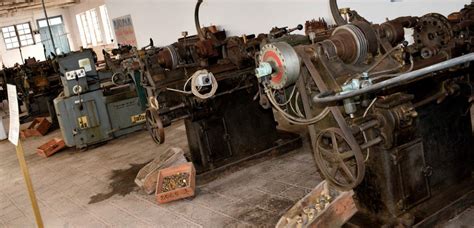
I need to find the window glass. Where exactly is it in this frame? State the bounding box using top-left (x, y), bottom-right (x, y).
top-left (100, 5), bottom-right (114, 44)
top-left (16, 23), bottom-right (34, 47)
top-left (38, 16), bottom-right (64, 28)
top-left (76, 7), bottom-right (112, 47)
top-left (2, 25), bottom-right (22, 49)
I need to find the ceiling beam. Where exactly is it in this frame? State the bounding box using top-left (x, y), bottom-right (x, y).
top-left (0, 0), bottom-right (79, 17)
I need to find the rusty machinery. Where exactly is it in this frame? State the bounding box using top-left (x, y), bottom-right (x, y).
top-left (0, 58), bottom-right (62, 125)
top-left (255, 1), bottom-right (474, 226)
top-left (110, 0), bottom-right (331, 176)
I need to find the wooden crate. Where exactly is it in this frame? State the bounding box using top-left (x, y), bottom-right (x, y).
top-left (155, 162), bottom-right (196, 204)
top-left (135, 147), bottom-right (187, 194)
top-left (36, 138), bottom-right (66, 158)
top-left (21, 117), bottom-right (51, 138)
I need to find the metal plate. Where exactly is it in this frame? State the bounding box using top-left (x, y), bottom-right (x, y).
top-left (65, 69), bottom-right (86, 81)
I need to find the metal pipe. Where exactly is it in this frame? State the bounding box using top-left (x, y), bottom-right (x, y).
top-left (360, 136), bottom-right (383, 150)
top-left (194, 0), bottom-right (205, 41)
top-left (18, 47), bottom-right (24, 64)
top-left (330, 0), bottom-right (347, 26)
top-left (313, 53), bottom-right (474, 103)
top-left (41, 0), bottom-right (57, 55)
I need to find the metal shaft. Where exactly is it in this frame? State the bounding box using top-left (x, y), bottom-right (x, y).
top-left (41, 0), bottom-right (57, 55)
top-left (313, 53), bottom-right (474, 103)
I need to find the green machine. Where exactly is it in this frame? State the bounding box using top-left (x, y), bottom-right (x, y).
top-left (54, 49), bottom-right (146, 149)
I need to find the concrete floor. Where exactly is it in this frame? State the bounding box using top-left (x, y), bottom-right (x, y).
top-left (0, 118), bottom-right (322, 227)
top-left (0, 105), bottom-right (472, 227)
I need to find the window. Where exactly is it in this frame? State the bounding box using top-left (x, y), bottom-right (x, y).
top-left (76, 6), bottom-right (114, 48)
top-left (100, 5), bottom-right (114, 44)
top-left (2, 26), bottom-right (19, 49)
top-left (38, 16), bottom-right (63, 28)
top-left (1, 23), bottom-right (34, 50)
top-left (17, 23), bottom-right (34, 46)
top-left (77, 8), bottom-right (104, 47)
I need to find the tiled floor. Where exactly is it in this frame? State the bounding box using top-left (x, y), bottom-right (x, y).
top-left (0, 118), bottom-right (321, 227)
top-left (0, 106), bottom-right (473, 227)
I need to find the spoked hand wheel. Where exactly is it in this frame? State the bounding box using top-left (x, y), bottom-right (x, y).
top-left (146, 108), bottom-right (165, 144)
top-left (314, 127), bottom-right (365, 190)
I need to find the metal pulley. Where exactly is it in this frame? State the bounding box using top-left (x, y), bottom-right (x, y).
top-left (157, 45), bottom-right (179, 70)
top-left (146, 108), bottom-right (165, 144)
top-left (255, 42), bottom-right (301, 90)
top-left (331, 24), bottom-right (369, 65)
top-left (314, 128), bottom-right (366, 190)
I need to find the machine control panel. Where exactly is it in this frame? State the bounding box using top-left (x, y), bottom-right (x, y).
top-left (65, 69), bottom-right (86, 81)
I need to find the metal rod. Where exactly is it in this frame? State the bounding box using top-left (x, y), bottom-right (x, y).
top-left (41, 0), bottom-right (57, 56)
top-left (18, 47), bottom-right (24, 64)
top-left (313, 53), bottom-right (474, 103)
top-left (360, 136), bottom-right (383, 150)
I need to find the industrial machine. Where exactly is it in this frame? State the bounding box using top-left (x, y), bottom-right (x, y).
top-left (54, 49), bottom-right (146, 149)
top-left (255, 1), bottom-right (473, 226)
top-left (112, 0), bottom-right (316, 176)
top-left (0, 58), bottom-right (62, 124)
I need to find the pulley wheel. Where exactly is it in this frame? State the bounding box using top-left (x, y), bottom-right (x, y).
top-left (314, 128), bottom-right (365, 190)
top-left (146, 108), bottom-right (165, 144)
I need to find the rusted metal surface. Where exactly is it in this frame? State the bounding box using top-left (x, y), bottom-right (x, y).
top-left (103, 1), bottom-right (308, 176)
top-left (145, 108), bottom-right (165, 145)
top-left (1, 58), bottom-right (61, 124)
top-left (256, 1), bottom-right (474, 226)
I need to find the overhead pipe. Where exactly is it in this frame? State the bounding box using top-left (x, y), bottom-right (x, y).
top-left (194, 0), bottom-right (205, 41)
top-left (313, 53), bottom-right (474, 103)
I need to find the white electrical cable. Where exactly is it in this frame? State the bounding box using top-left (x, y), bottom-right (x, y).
top-left (191, 70), bottom-right (218, 99)
top-left (265, 86), bottom-right (330, 125)
top-left (273, 85), bottom-right (298, 106)
top-left (294, 91), bottom-right (305, 118)
top-left (166, 70), bottom-right (218, 99)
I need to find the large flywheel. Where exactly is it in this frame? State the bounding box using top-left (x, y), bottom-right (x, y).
top-left (314, 128), bottom-right (365, 190)
top-left (146, 108), bottom-right (165, 144)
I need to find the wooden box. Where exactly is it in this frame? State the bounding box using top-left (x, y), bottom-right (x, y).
top-left (135, 147), bottom-right (187, 194)
top-left (21, 117), bottom-right (51, 138)
top-left (36, 138), bottom-right (66, 158)
top-left (155, 162), bottom-right (196, 204)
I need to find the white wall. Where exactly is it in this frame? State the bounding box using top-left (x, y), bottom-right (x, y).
top-left (0, 8), bottom-right (75, 67)
top-left (104, 0), bottom-right (468, 48)
top-left (0, 0), bottom-right (115, 67)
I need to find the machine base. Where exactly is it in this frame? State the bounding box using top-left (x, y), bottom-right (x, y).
top-left (345, 177), bottom-right (474, 227)
top-left (196, 130), bottom-right (302, 184)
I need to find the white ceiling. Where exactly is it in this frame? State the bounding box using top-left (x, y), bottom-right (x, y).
top-left (0, 0), bottom-right (79, 17)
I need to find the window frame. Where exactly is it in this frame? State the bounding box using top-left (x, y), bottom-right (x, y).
top-left (76, 8), bottom-right (104, 47)
top-left (1, 22), bottom-right (35, 50)
top-left (36, 15), bottom-right (65, 29)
